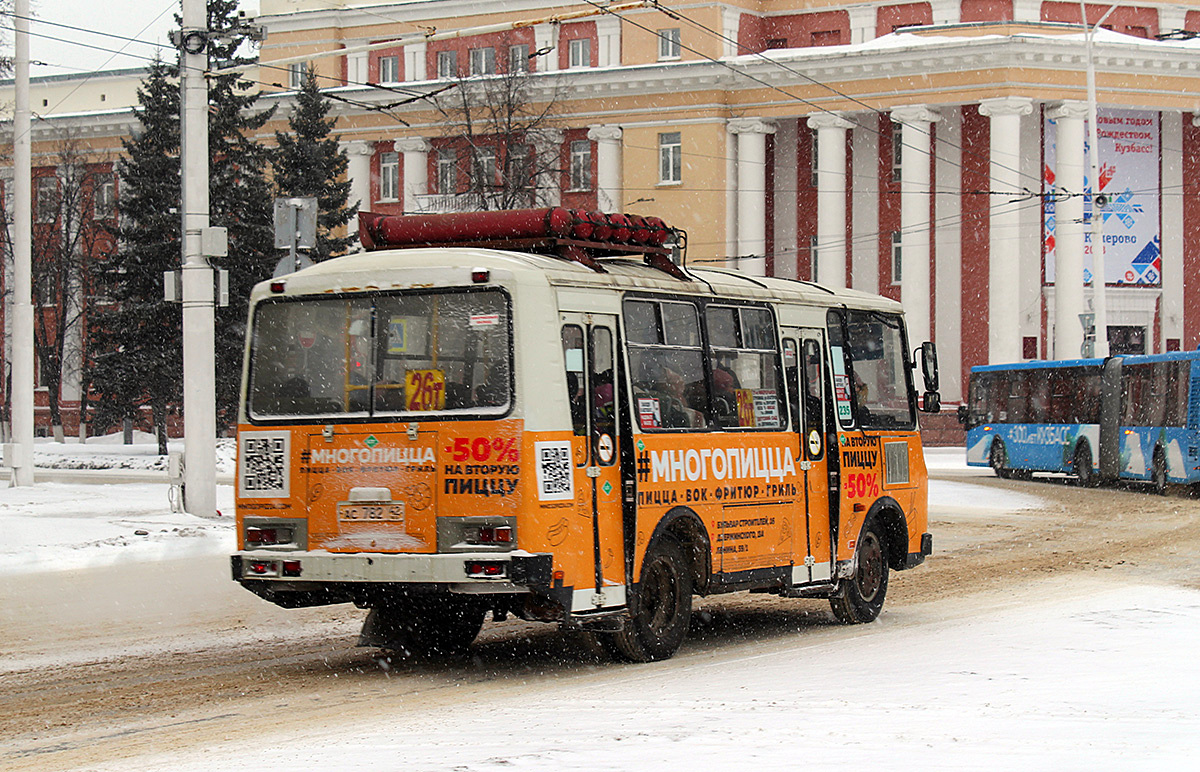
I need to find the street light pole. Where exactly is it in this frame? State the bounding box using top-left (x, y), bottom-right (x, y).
top-left (1085, 3), bottom-right (1116, 358)
top-left (10, 0), bottom-right (34, 485)
top-left (179, 0), bottom-right (217, 517)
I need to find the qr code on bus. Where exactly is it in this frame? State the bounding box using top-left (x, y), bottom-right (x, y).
top-left (239, 431), bottom-right (290, 498)
top-left (535, 441), bottom-right (574, 501)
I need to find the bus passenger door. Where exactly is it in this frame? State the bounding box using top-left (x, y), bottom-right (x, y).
top-left (783, 330), bottom-right (834, 585)
top-left (561, 313), bottom-right (627, 612)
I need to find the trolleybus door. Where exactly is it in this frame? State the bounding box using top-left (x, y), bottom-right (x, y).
top-left (561, 313), bottom-right (627, 611)
top-left (783, 330), bottom-right (835, 585)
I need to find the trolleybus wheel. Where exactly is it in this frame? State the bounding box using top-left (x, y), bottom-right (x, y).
top-left (609, 535), bottom-right (692, 662)
top-left (1152, 450), bottom-right (1168, 496)
top-left (1074, 444), bottom-right (1097, 488)
top-left (830, 516), bottom-right (889, 624)
top-left (359, 596), bottom-right (486, 657)
top-left (989, 440), bottom-right (1012, 479)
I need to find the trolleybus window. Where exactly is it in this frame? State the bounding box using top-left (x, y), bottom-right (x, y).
top-left (624, 299), bottom-right (706, 430)
top-left (248, 289), bottom-right (510, 420)
top-left (704, 305), bottom-right (783, 430)
top-left (827, 309), bottom-right (915, 430)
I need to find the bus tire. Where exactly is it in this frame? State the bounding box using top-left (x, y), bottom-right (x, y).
top-left (830, 516), bottom-right (890, 624)
top-left (359, 596), bottom-right (485, 657)
top-left (1074, 444), bottom-right (1097, 488)
top-left (1153, 450), bottom-right (1168, 496)
top-left (609, 535), bottom-right (692, 662)
top-left (989, 440), bottom-right (1012, 479)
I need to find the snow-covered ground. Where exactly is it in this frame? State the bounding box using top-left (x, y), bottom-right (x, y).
top-left (4, 442), bottom-right (1199, 769)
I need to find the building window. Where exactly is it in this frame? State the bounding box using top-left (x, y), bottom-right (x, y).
top-left (288, 62), bottom-right (306, 90)
top-left (658, 28), bottom-right (681, 60)
top-left (509, 44), bottom-right (530, 72)
top-left (469, 47), bottom-right (496, 76)
top-left (658, 131), bottom-right (682, 184)
top-left (810, 128), bottom-right (819, 187)
top-left (891, 129), bottom-right (902, 183)
top-left (810, 235), bottom-right (820, 282)
top-left (568, 140), bottom-right (592, 191)
top-left (437, 148), bottom-right (458, 194)
top-left (378, 55), bottom-right (400, 83)
top-left (568, 38), bottom-right (591, 68)
top-left (766, 38), bottom-right (788, 49)
top-left (474, 147), bottom-right (497, 188)
top-left (380, 151), bottom-right (399, 201)
top-left (93, 172), bottom-right (115, 220)
top-left (436, 50), bottom-right (458, 79)
top-left (35, 176), bottom-right (57, 223)
top-left (811, 30), bottom-right (842, 46)
top-left (891, 231), bottom-right (902, 284)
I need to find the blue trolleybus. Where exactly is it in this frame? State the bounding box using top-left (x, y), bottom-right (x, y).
top-left (960, 351), bottom-right (1200, 492)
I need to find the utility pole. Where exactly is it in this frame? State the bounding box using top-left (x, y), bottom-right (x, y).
top-left (9, 0), bottom-right (34, 486)
top-left (178, 0), bottom-right (217, 516)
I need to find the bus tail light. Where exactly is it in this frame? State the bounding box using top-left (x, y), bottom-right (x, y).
top-left (471, 268), bottom-right (490, 283)
top-left (476, 525), bottom-right (512, 544)
top-left (282, 560), bottom-right (302, 577)
top-left (248, 560), bottom-right (277, 575)
top-left (246, 526), bottom-right (293, 546)
top-left (466, 561), bottom-right (507, 578)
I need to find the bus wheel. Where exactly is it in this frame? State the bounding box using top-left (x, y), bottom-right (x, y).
top-left (359, 597), bottom-right (485, 657)
top-left (1153, 450), bottom-right (1168, 496)
top-left (830, 516), bottom-right (889, 624)
top-left (1074, 445), bottom-right (1097, 488)
top-left (610, 535), bottom-right (692, 662)
top-left (989, 440), bottom-right (1012, 479)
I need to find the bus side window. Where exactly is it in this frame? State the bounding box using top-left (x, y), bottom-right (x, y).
top-left (783, 339), bottom-right (800, 430)
top-left (562, 325), bottom-right (587, 436)
top-left (802, 338), bottom-right (826, 456)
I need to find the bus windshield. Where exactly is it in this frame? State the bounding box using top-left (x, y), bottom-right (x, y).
top-left (247, 289), bottom-right (511, 420)
top-left (828, 309), bottom-right (915, 430)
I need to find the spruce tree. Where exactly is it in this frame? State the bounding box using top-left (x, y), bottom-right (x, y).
top-left (89, 56), bottom-right (182, 452)
top-left (273, 64), bottom-right (358, 261)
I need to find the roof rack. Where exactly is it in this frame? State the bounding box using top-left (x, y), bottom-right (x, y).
top-left (358, 207), bottom-right (690, 281)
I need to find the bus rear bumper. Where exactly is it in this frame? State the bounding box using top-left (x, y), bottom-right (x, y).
top-left (904, 532), bottom-right (934, 569)
top-left (231, 549), bottom-right (554, 605)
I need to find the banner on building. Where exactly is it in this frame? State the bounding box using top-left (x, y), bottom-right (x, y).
top-left (1043, 109), bottom-right (1160, 286)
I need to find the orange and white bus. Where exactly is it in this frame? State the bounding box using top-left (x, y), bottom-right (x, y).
top-left (232, 208), bottom-right (938, 662)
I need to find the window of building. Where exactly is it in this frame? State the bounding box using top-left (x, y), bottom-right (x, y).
top-left (35, 176), bottom-right (57, 223)
top-left (469, 47), bottom-right (496, 76)
top-left (509, 44), bottom-right (530, 72)
top-left (1126, 25), bottom-right (1148, 38)
top-left (891, 129), bottom-right (902, 182)
top-left (474, 147), bottom-right (497, 188)
top-left (93, 172), bottom-right (115, 220)
top-left (891, 231), bottom-right (902, 284)
top-left (811, 29), bottom-right (842, 46)
top-left (568, 38), bottom-right (591, 68)
top-left (658, 131), bottom-right (682, 184)
top-left (437, 148), bottom-right (458, 194)
top-left (658, 28), bottom-right (681, 60)
top-left (379, 151), bottom-right (399, 201)
top-left (436, 50), bottom-right (458, 79)
top-left (288, 62), bottom-right (306, 90)
top-left (810, 127), bottom-right (819, 187)
top-left (378, 55), bottom-right (400, 83)
top-left (810, 235), bottom-right (820, 282)
top-left (568, 140), bottom-right (592, 191)
top-left (766, 38), bottom-right (788, 49)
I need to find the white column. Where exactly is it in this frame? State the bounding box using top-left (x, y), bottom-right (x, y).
top-left (979, 96), bottom-right (1034, 364)
top-left (342, 141), bottom-right (373, 218)
top-left (934, 107), bottom-right (963, 402)
top-left (773, 118), bottom-right (799, 280)
top-left (931, 0), bottom-right (960, 26)
top-left (891, 105), bottom-right (939, 345)
top-left (1161, 8), bottom-right (1187, 35)
top-left (588, 125), bottom-right (623, 212)
top-left (535, 128), bottom-right (564, 207)
top-left (395, 137), bottom-right (430, 213)
top-left (1163, 115), bottom-right (1185, 346)
top-left (728, 117), bottom-right (776, 276)
top-left (808, 112), bottom-right (853, 288)
top-left (405, 41), bottom-right (427, 81)
top-left (1049, 101), bottom-right (1089, 359)
top-left (596, 16), bottom-right (620, 67)
top-left (535, 23), bottom-right (558, 71)
top-left (721, 8), bottom-right (741, 57)
top-left (1012, 0), bottom-right (1041, 23)
top-left (851, 119), bottom-right (879, 292)
top-left (848, 5), bottom-right (875, 44)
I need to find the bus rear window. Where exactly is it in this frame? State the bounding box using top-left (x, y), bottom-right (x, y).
top-left (248, 289), bottom-right (510, 420)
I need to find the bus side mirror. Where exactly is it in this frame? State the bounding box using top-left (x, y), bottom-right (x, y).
top-left (956, 404), bottom-right (968, 425)
top-left (922, 392), bottom-right (941, 413)
top-left (919, 341), bottom-right (939, 392)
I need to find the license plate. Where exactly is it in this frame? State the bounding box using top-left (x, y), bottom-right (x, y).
top-left (337, 501), bottom-right (406, 523)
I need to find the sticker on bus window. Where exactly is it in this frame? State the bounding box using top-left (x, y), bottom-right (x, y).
top-left (387, 317), bottom-right (408, 354)
top-left (535, 440), bottom-right (574, 501)
top-left (735, 389), bottom-right (756, 427)
top-left (405, 369), bottom-right (446, 411)
top-left (470, 313), bottom-right (500, 327)
top-left (753, 390), bottom-right (781, 428)
top-left (637, 397), bottom-right (662, 429)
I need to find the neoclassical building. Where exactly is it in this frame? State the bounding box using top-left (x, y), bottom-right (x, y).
top-left (9, 0), bottom-right (1200, 435)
